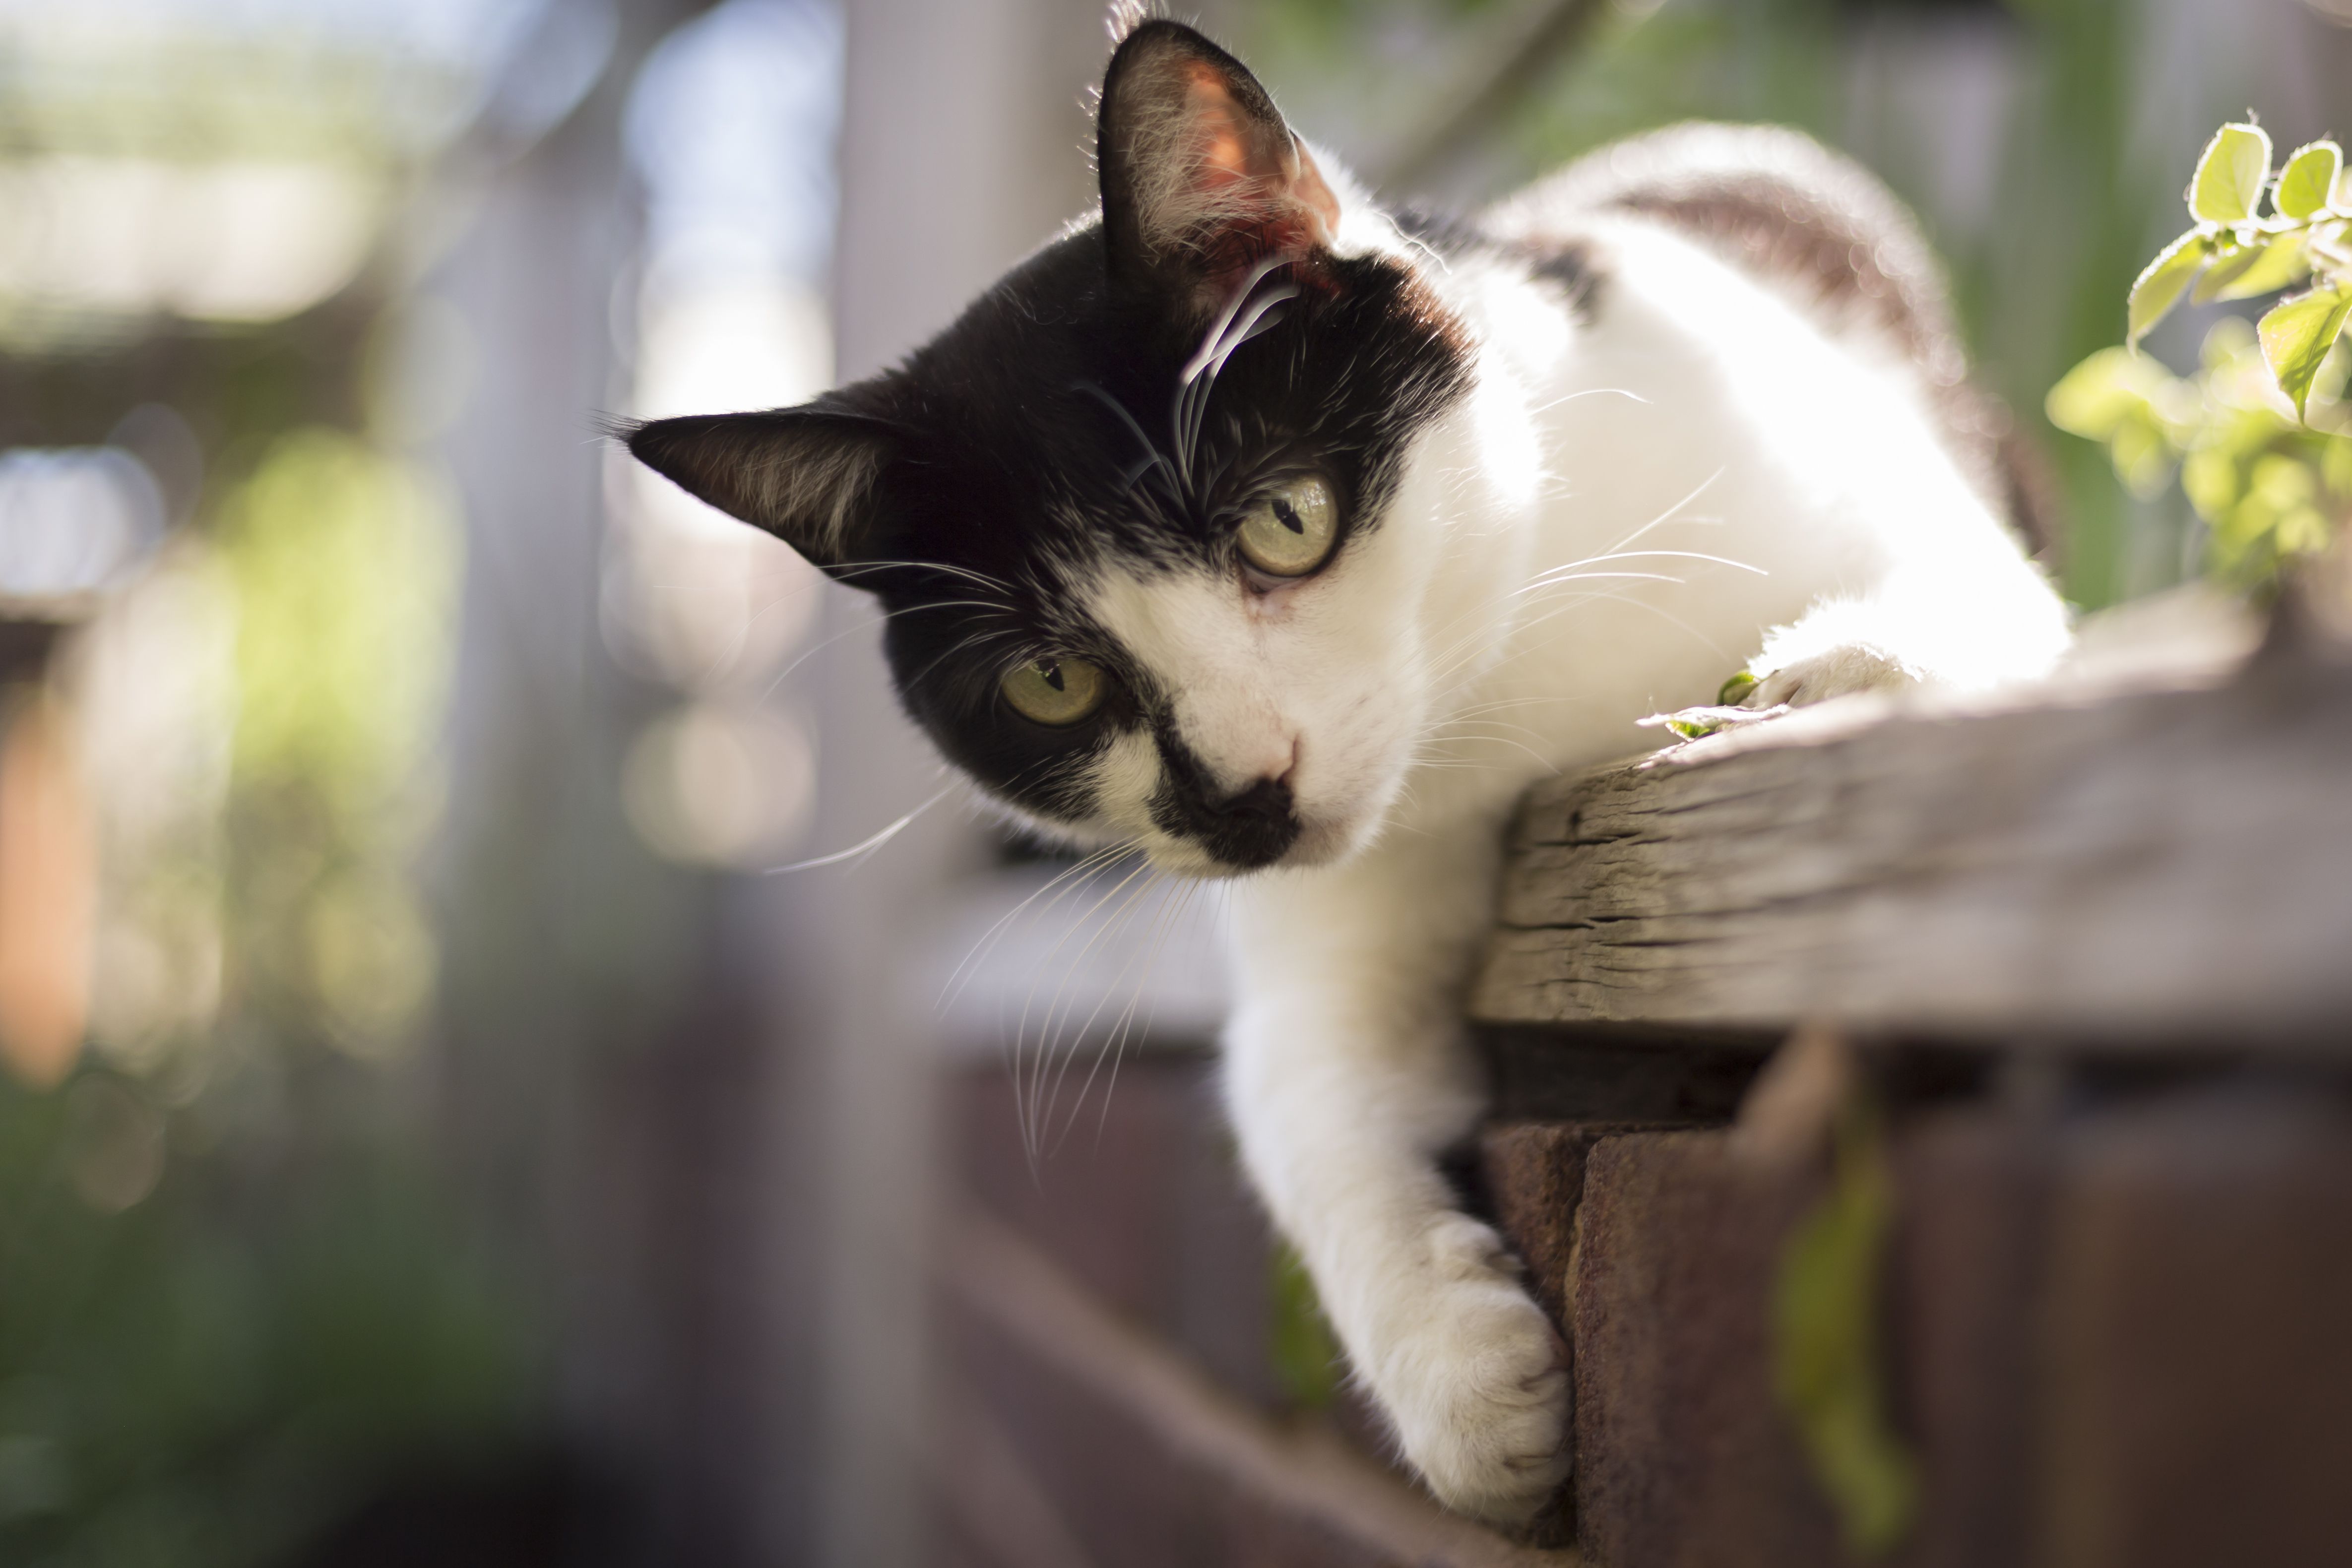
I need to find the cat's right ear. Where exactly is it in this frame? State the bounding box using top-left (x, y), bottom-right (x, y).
top-left (621, 404), bottom-right (895, 576)
top-left (1095, 19), bottom-right (1341, 313)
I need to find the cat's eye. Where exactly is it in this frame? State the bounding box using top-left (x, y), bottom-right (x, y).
top-left (1000, 655), bottom-right (1107, 727)
top-left (1235, 475), bottom-right (1339, 578)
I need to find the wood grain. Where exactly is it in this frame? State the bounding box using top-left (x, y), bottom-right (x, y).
top-left (1469, 649), bottom-right (2352, 1051)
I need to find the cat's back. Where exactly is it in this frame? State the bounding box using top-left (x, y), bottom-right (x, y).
top-left (1484, 124), bottom-right (1960, 380)
top-left (1478, 124), bottom-right (2047, 553)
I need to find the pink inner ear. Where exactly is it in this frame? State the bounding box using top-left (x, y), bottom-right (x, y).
top-left (1185, 64), bottom-right (1261, 194)
top-left (1172, 63), bottom-right (1340, 272)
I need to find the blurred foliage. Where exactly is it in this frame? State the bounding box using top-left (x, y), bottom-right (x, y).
top-left (1772, 1099), bottom-right (1917, 1560)
top-left (2051, 323), bottom-right (2350, 587)
top-left (0, 403), bottom-right (527, 1564)
top-left (0, 1069), bottom-right (536, 1567)
top-left (218, 430), bottom-right (457, 1054)
top-left (2051, 123), bottom-right (2352, 587)
top-left (1267, 1238), bottom-right (1343, 1411)
top-left (0, 88), bottom-right (526, 1568)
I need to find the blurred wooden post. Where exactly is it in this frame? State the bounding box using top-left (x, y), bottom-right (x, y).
top-left (790, 1), bottom-right (1105, 1564)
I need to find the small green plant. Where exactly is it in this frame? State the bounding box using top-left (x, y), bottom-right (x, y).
top-left (1774, 1098), bottom-right (1917, 1560)
top-left (2050, 122), bottom-right (2352, 587)
top-left (1267, 1240), bottom-right (1342, 1411)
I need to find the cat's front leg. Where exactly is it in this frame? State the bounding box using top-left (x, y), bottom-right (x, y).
top-left (1222, 824), bottom-right (1569, 1524)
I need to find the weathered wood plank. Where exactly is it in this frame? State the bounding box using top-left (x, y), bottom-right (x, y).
top-left (1470, 648), bottom-right (2352, 1050)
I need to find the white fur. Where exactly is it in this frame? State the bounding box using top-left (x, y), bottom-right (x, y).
top-left (1067, 153), bottom-right (2067, 1523)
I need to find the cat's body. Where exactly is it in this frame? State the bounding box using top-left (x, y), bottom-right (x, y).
top-left (626, 18), bottom-right (2068, 1524)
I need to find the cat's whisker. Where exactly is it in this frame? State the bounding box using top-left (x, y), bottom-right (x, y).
top-left (1525, 385), bottom-right (1652, 416)
top-left (940, 840), bottom-right (1140, 1016)
top-left (1507, 580), bottom-right (1741, 667)
top-left (1516, 548), bottom-right (1765, 596)
top-left (1603, 467), bottom-right (1726, 556)
top-left (757, 784), bottom-right (957, 875)
top-left (831, 558), bottom-right (1020, 596)
top-left (1442, 693), bottom-right (1584, 719)
top-left (1416, 728), bottom-right (1559, 774)
top-left (1082, 872), bottom-right (1211, 1152)
top-left (1011, 852), bottom-right (1157, 1165)
top-left (1025, 856), bottom-right (1161, 1160)
top-left (1181, 254), bottom-right (1290, 385)
top-left (1076, 381), bottom-right (1183, 500)
top-left (763, 598), bottom-right (1017, 699)
top-left (976, 845), bottom-right (1141, 1148)
top-left (1419, 567), bottom-right (1710, 690)
top-left (1417, 559), bottom-right (1700, 679)
top-left (1045, 864), bottom-right (1188, 1154)
top-left (1173, 264), bottom-right (1298, 491)
top-left (1420, 577), bottom-right (1682, 691)
top-left (1415, 576), bottom-right (1672, 692)
top-left (902, 623), bottom-right (1034, 694)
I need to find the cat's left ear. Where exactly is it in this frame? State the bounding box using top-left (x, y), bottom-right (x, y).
top-left (1095, 19), bottom-right (1342, 312)
top-left (622, 399), bottom-right (897, 576)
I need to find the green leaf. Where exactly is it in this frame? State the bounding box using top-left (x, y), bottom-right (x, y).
top-left (2192, 238), bottom-right (2259, 303)
top-left (2259, 284), bottom-right (2352, 419)
top-left (2276, 141), bottom-right (2343, 221)
top-left (2046, 347), bottom-right (2155, 439)
top-left (2197, 230), bottom-right (2310, 303)
top-left (1268, 1241), bottom-right (1341, 1410)
top-left (1773, 1106), bottom-right (1919, 1559)
top-left (2127, 230), bottom-right (2214, 345)
top-left (1717, 670), bottom-right (1758, 706)
top-left (2190, 123), bottom-right (2274, 224)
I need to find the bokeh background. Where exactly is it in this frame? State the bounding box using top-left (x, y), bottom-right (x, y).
top-left (0, 0), bottom-right (2341, 1563)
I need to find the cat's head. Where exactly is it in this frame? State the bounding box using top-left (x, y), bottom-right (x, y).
top-left (626, 19), bottom-right (1482, 877)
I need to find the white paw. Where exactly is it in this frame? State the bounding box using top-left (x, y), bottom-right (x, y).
top-left (1367, 1215), bottom-right (1571, 1524)
top-left (1741, 642), bottom-right (1917, 708)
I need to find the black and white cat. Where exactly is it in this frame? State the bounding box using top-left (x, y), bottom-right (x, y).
top-left (625, 15), bottom-right (2067, 1525)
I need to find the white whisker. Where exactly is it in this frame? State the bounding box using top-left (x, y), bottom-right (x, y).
top-left (759, 785), bottom-right (954, 875)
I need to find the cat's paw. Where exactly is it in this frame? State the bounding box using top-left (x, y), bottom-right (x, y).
top-left (1740, 643), bottom-right (1917, 708)
top-left (1372, 1214), bottom-right (1571, 1525)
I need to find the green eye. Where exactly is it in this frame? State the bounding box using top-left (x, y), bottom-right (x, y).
top-left (1000, 655), bottom-right (1107, 726)
top-left (1236, 475), bottom-right (1339, 578)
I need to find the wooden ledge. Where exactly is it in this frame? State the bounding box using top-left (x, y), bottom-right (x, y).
top-left (1470, 607), bottom-right (2352, 1054)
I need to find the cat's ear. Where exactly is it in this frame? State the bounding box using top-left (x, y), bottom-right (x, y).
top-left (622, 402), bottom-right (896, 575)
top-left (1095, 19), bottom-right (1341, 310)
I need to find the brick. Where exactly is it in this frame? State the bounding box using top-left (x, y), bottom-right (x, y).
top-left (2038, 1088), bottom-right (2352, 1568)
top-left (1479, 1123), bottom-right (1611, 1334)
top-left (1885, 1106), bottom-right (2055, 1568)
top-left (1564, 1110), bottom-right (2061, 1568)
top-left (1569, 1129), bottom-right (1840, 1567)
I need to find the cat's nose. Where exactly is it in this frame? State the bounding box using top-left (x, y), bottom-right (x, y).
top-left (1196, 775), bottom-right (1299, 870)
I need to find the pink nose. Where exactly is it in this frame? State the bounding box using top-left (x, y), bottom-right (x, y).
top-left (1253, 736), bottom-right (1300, 791)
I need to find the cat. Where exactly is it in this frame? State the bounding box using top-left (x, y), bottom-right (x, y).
top-left (622, 14), bottom-right (2069, 1526)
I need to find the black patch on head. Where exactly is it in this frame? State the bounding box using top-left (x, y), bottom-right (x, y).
top-left (620, 20), bottom-right (1473, 869)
